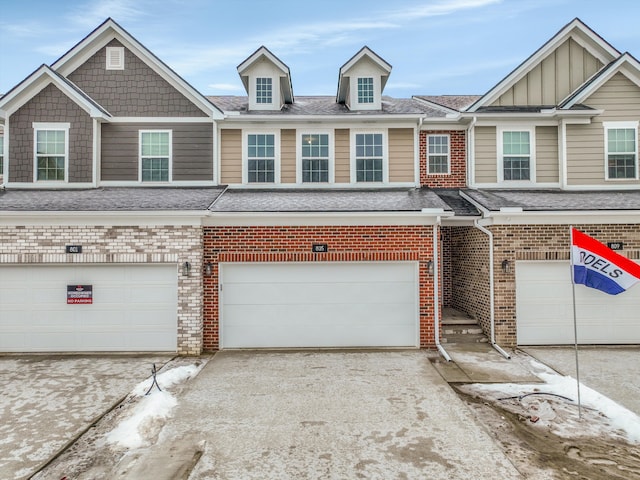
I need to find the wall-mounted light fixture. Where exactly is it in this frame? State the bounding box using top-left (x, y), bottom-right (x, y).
top-left (182, 261), bottom-right (191, 277)
top-left (205, 262), bottom-right (213, 276)
top-left (426, 260), bottom-right (434, 275)
top-left (501, 259), bottom-right (511, 273)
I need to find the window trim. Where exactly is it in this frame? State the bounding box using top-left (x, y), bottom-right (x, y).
top-left (497, 126), bottom-right (536, 185)
top-left (426, 134), bottom-right (451, 175)
top-left (33, 122), bottom-right (70, 183)
top-left (357, 77), bottom-right (375, 104)
top-left (296, 130), bottom-right (334, 184)
top-left (604, 121), bottom-right (639, 181)
top-left (242, 130), bottom-right (280, 184)
top-left (255, 77), bottom-right (273, 105)
top-left (106, 46), bottom-right (125, 70)
top-left (350, 129), bottom-right (388, 184)
top-left (138, 130), bottom-right (173, 183)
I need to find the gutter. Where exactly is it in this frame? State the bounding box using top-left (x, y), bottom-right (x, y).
top-left (458, 192), bottom-right (511, 359)
top-left (432, 215), bottom-right (451, 362)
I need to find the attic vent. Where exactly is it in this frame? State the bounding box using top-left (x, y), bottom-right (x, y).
top-left (106, 46), bottom-right (125, 70)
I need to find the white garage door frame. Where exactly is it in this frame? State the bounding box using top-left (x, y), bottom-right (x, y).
top-left (516, 260), bottom-right (640, 345)
top-left (219, 261), bottom-right (420, 349)
top-left (0, 263), bottom-right (178, 352)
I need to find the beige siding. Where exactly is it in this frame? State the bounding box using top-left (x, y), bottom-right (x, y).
top-left (493, 38), bottom-right (603, 106)
top-left (334, 129), bottom-right (350, 183)
top-left (220, 129), bottom-right (242, 184)
top-left (535, 126), bottom-right (559, 183)
top-left (567, 72), bottom-right (640, 186)
top-left (474, 126), bottom-right (497, 184)
top-left (280, 129), bottom-right (296, 183)
top-left (388, 128), bottom-right (414, 182)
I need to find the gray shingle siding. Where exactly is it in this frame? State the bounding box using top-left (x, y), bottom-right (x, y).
top-left (8, 83), bottom-right (93, 183)
top-left (68, 39), bottom-right (207, 118)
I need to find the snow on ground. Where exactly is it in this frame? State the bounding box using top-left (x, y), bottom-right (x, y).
top-left (462, 357), bottom-right (640, 444)
top-left (105, 363), bottom-right (203, 449)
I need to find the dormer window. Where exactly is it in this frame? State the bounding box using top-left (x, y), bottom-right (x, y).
top-left (256, 77), bottom-right (273, 104)
top-left (357, 77), bottom-right (374, 104)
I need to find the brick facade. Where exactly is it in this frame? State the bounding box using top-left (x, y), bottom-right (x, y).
top-left (0, 225), bottom-right (203, 354)
top-left (449, 226), bottom-right (492, 338)
top-left (445, 223), bottom-right (640, 347)
top-left (203, 225), bottom-right (437, 351)
top-left (419, 130), bottom-right (467, 188)
top-left (68, 39), bottom-right (206, 117)
top-left (8, 84), bottom-right (93, 183)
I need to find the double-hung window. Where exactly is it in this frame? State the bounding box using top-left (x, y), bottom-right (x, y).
top-left (501, 130), bottom-right (531, 181)
top-left (34, 123), bottom-right (69, 181)
top-left (247, 133), bottom-right (275, 183)
top-left (140, 130), bottom-right (171, 182)
top-left (256, 77), bottom-right (272, 104)
top-left (301, 134), bottom-right (329, 182)
top-left (427, 134), bottom-right (450, 174)
top-left (605, 122), bottom-right (638, 180)
top-left (357, 77), bottom-right (374, 104)
top-left (355, 133), bottom-right (383, 182)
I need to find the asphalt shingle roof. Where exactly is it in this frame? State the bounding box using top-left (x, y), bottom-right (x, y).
top-left (463, 189), bottom-right (640, 211)
top-left (207, 95), bottom-right (446, 117)
top-left (209, 188), bottom-right (452, 213)
top-left (432, 189), bottom-right (480, 216)
top-left (414, 95), bottom-right (482, 112)
top-left (0, 187), bottom-right (226, 211)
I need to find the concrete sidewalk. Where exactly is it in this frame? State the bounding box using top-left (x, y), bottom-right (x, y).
top-left (115, 350), bottom-right (523, 479)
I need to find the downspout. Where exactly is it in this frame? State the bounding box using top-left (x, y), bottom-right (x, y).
top-left (433, 216), bottom-right (452, 362)
top-left (467, 116), bottom-right (477, 188)
top-left (472, 219), bottom-right (511, 359)
top-left (213, 119), bottom-right (219, 184)
top-left (459, 191), bottom-right (511, 359)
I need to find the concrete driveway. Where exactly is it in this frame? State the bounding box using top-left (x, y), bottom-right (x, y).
top-left (523, 346), bottom-right (640, 415)
top-left (116, 350), bottom-right (522, 480)
top-left (0, 355), bottom-right (172, 480)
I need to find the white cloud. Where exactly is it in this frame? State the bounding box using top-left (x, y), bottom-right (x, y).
top-left (67, 0), bottom-right (147, 28)
top-left (207, 83), bottom-right (244, 92)
top-left (387, 0), bottom-right (503, 20)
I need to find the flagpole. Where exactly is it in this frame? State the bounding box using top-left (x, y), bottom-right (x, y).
top-left (569, 226), bottom-right (582, 419)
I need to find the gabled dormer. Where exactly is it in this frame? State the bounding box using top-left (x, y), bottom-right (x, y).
top-left (237, 46), bottom-right (294, 111)
top-left (336, 47), bottom-right (391, 111)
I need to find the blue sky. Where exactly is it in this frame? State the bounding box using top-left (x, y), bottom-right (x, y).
top-left (2, 0), bottom-right (640, 98)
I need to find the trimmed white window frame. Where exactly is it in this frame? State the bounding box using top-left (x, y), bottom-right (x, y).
top-left (604, 121), bottom-right (639, 181)
top-left (350, 129), bottom-right (388, 184)
top-left (427, 134), bottom-right (451, 175)
top-left (255, 77), bottom-right (273, 105)
top-left (357, 77), bottom-right (374, 104)
top-left (242, 130), bottom-right (281, 184)
top-left (138, 130), bottom-right (173, 183)
top-left (106, 46), bottom-right (125, 70)
top-left (296, 130), bottom-right (334, 184)
top-left (497, 126), bottom-right (536, 185)
top-left (33, 122), bottom-right (70, 183)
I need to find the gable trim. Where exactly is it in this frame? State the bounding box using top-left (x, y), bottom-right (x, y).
top-left (466, 18), bottom-right (620, 112)
top-left (51, 18), bottom-right (224, 119)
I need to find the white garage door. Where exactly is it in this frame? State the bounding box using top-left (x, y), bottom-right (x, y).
top-left (0, 264), bottom-right (178, 352)
top-left (221, 262), bottom-right (418, 348)
top-left (516, 261), bottom-right (640, 345)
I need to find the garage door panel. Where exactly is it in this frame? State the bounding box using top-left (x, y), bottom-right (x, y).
top-left (517, 261), bottom-right (640, 345)
top-left (221, 262), bottom-right (418, 348)
top-left (0, 265), bottom-right (178, 352)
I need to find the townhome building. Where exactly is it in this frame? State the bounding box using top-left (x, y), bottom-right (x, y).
top-left (1, 17), bottom-right (639, 354)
